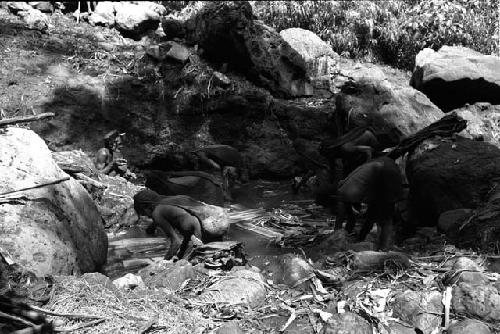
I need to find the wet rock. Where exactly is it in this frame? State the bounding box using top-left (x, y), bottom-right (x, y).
top-left (452, 283), bottom-right (500, 322)
top-left (447, 319), bottom-right (491, 334)
top-left (145, 41), bottom-right (190, 63)
top-left (145, 170), bottom-right (224, 206)
top-left (322, 312), bottom-right (372, 334)
top-left (350, 251), bottom-right (411, 271)
top-left (453, 103), bottom-right (500, 147)
top-left (451, 257), bottom-right (489, 286)
top-left (0, 128), bottom-right (107, 276)
top-left (407, 137), bottom-right (500, 228)
top-left (216, 321), bottom-right (244, 334)
top-left (88, 1), bottom-right (116, 27)
top-left (195, 269), bottom-right (266, 308)
top-left (112, 273), bottom-right (145, 290)
top-left (438, 209), bottom-right (474, 234)
top-left (391, 290), bottom-right (442, 334)
top-left (183, 1), bottom-right (312, 98)
top-left (139, 259), bottom-right (196, 291)
top-left (411, 46), bottom-right (500, 112)
top-left (336, 68), bottom-right (442, 146)
top-left (115, 2), bottom-right (165, 37)
top-left (280, 27), bottom-right (340, 98)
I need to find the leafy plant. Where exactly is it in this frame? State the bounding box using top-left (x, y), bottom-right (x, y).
top-left (252, 0), bottom-right (499, 70)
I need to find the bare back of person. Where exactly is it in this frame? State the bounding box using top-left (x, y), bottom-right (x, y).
top-left (152, 203), bottom-right (202, 259)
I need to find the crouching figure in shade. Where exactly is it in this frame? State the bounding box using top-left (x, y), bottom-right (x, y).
top-left (95, 130), bottom-right (135, 179)
top-left (193, 144), bottom-right (249, 201)
top-left (133, 189), bottom-right (229, 260)
top-left (335, 156), bottom-right (404, 250)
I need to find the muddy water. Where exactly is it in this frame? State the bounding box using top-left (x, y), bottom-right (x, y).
top-left (103, 180), bottom-right (325, 279)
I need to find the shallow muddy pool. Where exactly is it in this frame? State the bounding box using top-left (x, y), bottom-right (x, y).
top-left (103, 180), bottom-right (329, 279)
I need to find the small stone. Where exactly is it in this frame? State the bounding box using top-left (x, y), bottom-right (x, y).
top-left (447, 319), bottom-right (491, 334)
top-left (322, 312), bottom-right (372, 334)
top-left (391, 290), bottom-right (442, 334)
top-left (112, 273), bottom-right (145, 290)
top-left (195, 269), bottom-right (266, 308)
top-left (216, 321), bottom-right (244, 334)
top-left (451, 257), bottom-right (489, 285)
top-left (139, 259), bottom-right (195, 291)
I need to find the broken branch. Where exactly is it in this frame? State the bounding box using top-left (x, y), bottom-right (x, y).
top-left (0, 177), bottom-right (70, 197)
top-left (0, 113), bottom-right (55, 127)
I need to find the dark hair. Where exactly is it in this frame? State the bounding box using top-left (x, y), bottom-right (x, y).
top-left (133, 189), bottom-right (162, 215)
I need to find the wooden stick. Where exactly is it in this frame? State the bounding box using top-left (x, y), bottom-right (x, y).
top-left (0, 310), bottom-right (35, 327)
top-left (12, 324), bottom-right (46, 334)
top-left (29, 305), bottom-right (103, 320)
top-left (280, 305), bottom-right (296, 333)
top-left (54, 318), bottom-right (105, 332)
top-left (0, 177), bottom-right (70, 197)
top-left (0, 113), bottom-right (55, 127)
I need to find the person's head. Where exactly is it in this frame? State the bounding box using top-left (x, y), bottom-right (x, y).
top-left (104, 131), bottom-right (125, 152)
top-left (133, 189), bottom-right (162, 217)
top-left (95, 148), bottom-right (111, 165)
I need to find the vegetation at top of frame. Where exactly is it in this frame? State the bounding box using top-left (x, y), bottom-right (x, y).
top-left (251, 0), bottom-right (499, 70)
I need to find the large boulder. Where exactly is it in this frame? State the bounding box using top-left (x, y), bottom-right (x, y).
top-left (88, 1), bottom-right (116, 27)
top-left (114, 2), bottom-right (166, 39)
top-left (336, 73), bottom-right (443, 146)
top-left (406, 136), bottom-right (500, 228)
top-left (280, 27), bottom-right (340, 98)
top-left (182, 1), bottom-right (312, 98)
top-left (411, 46), bottom-right (500, 112)
top-left (89, 1), bottom-right (166, 38)
top-left (0, 128), bottom-right (107, 276)
top-left (452, 103), bottom-right (500, 148)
